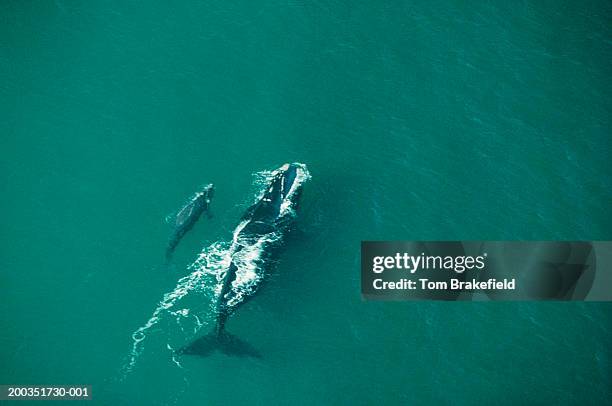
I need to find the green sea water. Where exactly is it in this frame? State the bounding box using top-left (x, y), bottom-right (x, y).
top-left (1, 1), bottom-right (611, 405)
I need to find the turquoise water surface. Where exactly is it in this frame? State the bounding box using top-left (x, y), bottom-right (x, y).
top-left (1, 1), bottom-right (611, 405)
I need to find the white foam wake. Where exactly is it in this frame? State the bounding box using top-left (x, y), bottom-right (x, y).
top-left (122, 241), bottom-right (230, 376)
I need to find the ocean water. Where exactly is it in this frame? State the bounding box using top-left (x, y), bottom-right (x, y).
top-left (1, 1), bottom-right (611, 405)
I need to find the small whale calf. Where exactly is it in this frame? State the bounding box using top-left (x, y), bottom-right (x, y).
top-left (165, 184), bottom-right (214, 261)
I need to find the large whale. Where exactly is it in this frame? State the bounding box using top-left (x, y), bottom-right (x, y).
top-left (178, 163), bottom-right (310, 357)
top-left (165, 184), bottom-right (214, 261)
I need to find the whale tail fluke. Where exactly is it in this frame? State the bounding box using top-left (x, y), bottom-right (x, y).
top-left (177, 331), bottom-right (262, 359)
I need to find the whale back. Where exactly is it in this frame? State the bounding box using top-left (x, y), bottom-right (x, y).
top-left (175, 200), bottom-right (197, 227)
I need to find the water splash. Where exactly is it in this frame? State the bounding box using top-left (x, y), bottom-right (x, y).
top-left (121, 241), bottom-right (230, 376)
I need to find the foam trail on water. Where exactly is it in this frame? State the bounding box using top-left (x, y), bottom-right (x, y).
top-left (121, 241), bottom-right (231, 376)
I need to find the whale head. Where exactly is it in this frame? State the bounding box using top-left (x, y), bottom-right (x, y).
top-left (203, 183), bottom-right (215, 201)
top-left (268, 163), bottom-right (309, 216)
top-left (242, 163), bottom-right (310, 232)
